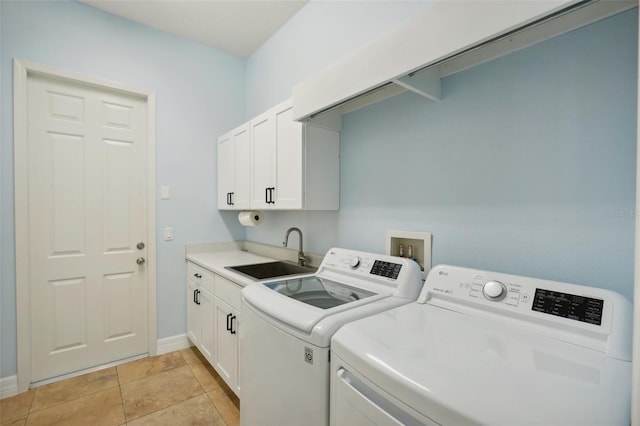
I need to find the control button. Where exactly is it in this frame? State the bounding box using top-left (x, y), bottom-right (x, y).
top-left (483, 280), bottom-right (507, 301)
top-left (349, 256), bottom-right (361, 269)
top-left (505, 291), bottom-right (520, 307)
top-left (469, 284), bottom-right (482, 296)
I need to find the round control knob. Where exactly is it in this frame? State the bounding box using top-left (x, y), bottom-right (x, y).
top-left (349, 256), bottom-right (361, 269)
top-left (482, 280), bottom-right (507, 301)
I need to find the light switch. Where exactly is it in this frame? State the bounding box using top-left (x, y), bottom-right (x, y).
top-left (164, 227), bottom-right (174, 241)
top-left (160, 186), bottom-right (170, 200)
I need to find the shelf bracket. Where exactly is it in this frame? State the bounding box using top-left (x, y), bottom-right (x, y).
top-left (392, 67), bottom-right (441, 102)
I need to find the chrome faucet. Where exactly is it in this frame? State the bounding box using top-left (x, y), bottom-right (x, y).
top-left (283, 227), bottom-right (308, 267)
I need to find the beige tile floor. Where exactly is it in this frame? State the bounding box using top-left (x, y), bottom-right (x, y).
top-left (0, 348), bottom-right (240, 426)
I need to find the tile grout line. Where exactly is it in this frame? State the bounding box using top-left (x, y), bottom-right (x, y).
top-left (11, 349), bottom-right (237, 426)
top-left (119, 350), bottom-right (207, 424)
top-left (117, 368), bottom-right (127, 426)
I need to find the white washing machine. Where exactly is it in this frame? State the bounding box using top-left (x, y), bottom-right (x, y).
top-left (240, 248), bottom-right (424, 426)
top-left (330, 265), bottom-right (633, 426)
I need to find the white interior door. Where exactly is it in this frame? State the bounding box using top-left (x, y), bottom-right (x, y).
top-left (26, 72), bottom-right (149, 382)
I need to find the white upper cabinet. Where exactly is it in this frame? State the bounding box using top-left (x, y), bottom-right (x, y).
top-left (251, 99), bottom-right (339, 210)
top-left (218, 98), bottom-right (339, 211)
top-left (217, 124), bottom-right (251, 210)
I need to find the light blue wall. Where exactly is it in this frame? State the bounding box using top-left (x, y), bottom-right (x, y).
top-left (0, 0), bottom-right (246, 378)
top-left (1, 0), bottom-right (636, 382)
top-left (245, 10), bottom-right (638, 302)
top-left (245, 0), bottom-right (429, 117)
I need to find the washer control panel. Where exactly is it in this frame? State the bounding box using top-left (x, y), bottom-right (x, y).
top-left (318, 248), bottom-right (423, 299)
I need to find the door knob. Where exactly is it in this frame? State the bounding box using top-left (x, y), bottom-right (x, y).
top-left (136, 257), bottom-right (146, 265)
top-left (137, 242), bottom-right (145, 250)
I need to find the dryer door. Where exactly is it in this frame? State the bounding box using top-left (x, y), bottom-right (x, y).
top-left (333, 367), bottom-right (437, 426)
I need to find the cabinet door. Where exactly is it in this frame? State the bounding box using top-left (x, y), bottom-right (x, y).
top-left (214, 297), bottom-right (239, 393)
top-left (274, 102), bottom-right (303, 209)
top-left (217, 132), bottom-right (234, 210)
top-left (199, 288), bottom-right (215, 364)
top-left (186, 279), bottom-right (201, 347)
top-left (251, 111), bottom-right (275, 209)
top-left (233, 124), bottom-right (251, 209)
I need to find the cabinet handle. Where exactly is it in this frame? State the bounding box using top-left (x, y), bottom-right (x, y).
top-left (230, 315), bottom-right (237, 334)
top-left (265, 187), bottom-right (275, 204)
top-left (195, 289), bottom-right (201, 305)
top-left (226, 313), bottom-right (232, 331)
top-left (193, 289), bottom-right (198, 304)
top-left (194, 273), bottom-right (202, 278)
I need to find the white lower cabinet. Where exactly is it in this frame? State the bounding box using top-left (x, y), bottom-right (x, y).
top-left (214, 298), bottom-right (239, 393)
top-left (186, 261), bottom-right (242, 396)
top-left (198, 289), bottom-right (215, 362)
top-left (186, 278), bottom-right (201, 347)
top-left (186, 263), bottom-right (215, 363)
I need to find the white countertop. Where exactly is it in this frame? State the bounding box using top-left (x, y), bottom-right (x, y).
top-left (186, 250), bottom-right (277, 287)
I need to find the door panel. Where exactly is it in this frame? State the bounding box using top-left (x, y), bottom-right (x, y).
top-left (233, 126), bottom-right (251, 209)
top-left (274, 105), bottom-right (303, 209)
top-left (50, 277), bottom-right (87, 352)
top-left (251, 113), bottom-right (274, 209)
top-left (217, 133), bottom-right (234, 209)
top-left (215, 298), bottom-right (238, 390)
top-left (104, 272), bottom-right (135, 341)
top-left (28, 73), bottom-right (148, 382)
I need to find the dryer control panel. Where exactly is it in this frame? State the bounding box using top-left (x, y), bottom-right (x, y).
top-left (420, 265), bottom-right (632, 361)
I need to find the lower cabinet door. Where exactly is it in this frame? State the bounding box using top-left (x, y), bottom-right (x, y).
top-left (214, 297), bottom-right (239, 393)
top-left (199, 288), bottom-right (215, 363)
top-left (186, 280), bottom-right (201, 347)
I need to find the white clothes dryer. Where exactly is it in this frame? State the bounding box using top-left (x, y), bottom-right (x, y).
top-left (240, 248), bottom-right (424, 426)
top-left (330, 265), bottom-right (633, 426)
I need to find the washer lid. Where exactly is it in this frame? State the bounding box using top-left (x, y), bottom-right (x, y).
top-left (242, 277), bottom-right (390, 334)
top-left (263, 276), bottom-right (377, 309)
top-left (331, 303), bottom-right (632, 426)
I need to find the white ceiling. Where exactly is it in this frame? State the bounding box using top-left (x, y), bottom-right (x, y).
top-left (80, 0), bottom-right (309, 58)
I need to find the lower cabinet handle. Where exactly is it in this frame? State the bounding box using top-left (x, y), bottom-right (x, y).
top-left (195, 290), bottom-right (201, 305)
top-left (193, 289), bottom-right (197, 304)
top-left (230, 315), bottom-right (237, 334)
top-left (226, 313), bottom-right (232, 331)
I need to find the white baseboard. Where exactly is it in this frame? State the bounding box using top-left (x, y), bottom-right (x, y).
top-left (157, 334), bottom-right (192, 355)
top-left (0, 375), bottom-right (18, 399)
top-left (1, 335), bottom-right (190, 398)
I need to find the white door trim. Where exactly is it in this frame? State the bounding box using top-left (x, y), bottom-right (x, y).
top-left (13, 58), bottom-right (157, 393)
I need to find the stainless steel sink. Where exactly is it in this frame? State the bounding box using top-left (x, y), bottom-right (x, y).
top-left (225, 261), bottom-right (317, 281)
